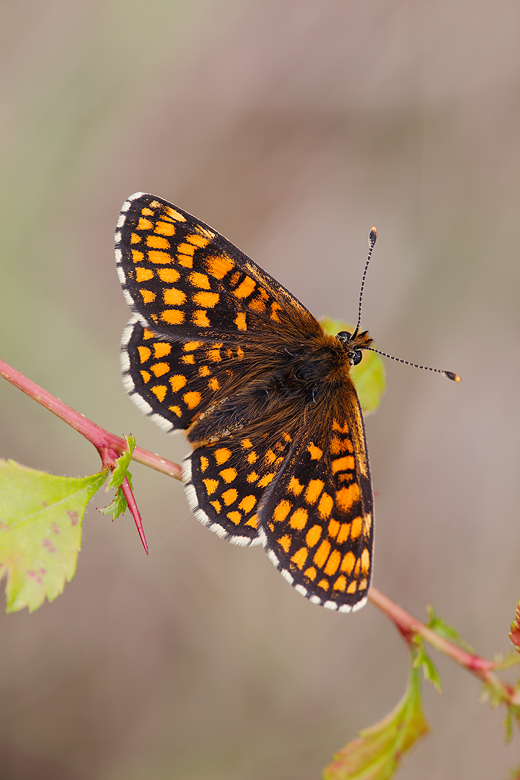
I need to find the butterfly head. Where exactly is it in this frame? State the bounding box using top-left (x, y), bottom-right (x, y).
top-left (336, 329), bottom-right (373, 368)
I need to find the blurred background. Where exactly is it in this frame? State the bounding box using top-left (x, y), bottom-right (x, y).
top-left (1, 1), bottom-right (519, 778)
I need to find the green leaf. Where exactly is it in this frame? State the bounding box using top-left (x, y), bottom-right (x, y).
top-left (0, 459), bottom-right (107, 613)
top-left (106, 434), bottom-right (135, 490)
top-left (323, 660), bottom-right (429, 780)
top-left (412, 638), bottom-right (442, 694)
top-left (426, 604), bottom-right (474, 653)
top-left (321, 317), bottom-right (386, 415)
top-left (98, 484), bottom-right (130, 520)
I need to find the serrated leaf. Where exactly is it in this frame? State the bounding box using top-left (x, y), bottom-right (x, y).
top-left (106, 434), bottom-right (135, 490)
top-left (323, 662), bottom-right (429, 780)
top-left (99, 486), bottom-right (128, 520)
top-left (412, 638), bottom-right (442, 694)
top-left (426, 604), bottom-right (474, 652)
top-left (0, 459), bottom-right (107, 612)
top-left (321, 317), bottom-right (386, 415)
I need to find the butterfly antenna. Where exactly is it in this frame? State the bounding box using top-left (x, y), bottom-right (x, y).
top-left (353, 227), bottom-right (378, 339)
top-left (365, 348), bottom-right (461, 382)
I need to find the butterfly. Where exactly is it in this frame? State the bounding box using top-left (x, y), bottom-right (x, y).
top-left (116, 192), bottom-right (374, 612)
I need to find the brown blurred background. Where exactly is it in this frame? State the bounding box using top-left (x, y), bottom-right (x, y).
top-left (1, 1), bottom-right (520, 778)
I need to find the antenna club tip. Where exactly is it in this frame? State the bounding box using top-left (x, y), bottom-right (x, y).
top-left (369, 227), bottom-right (378, 241)
top-left (444, 371), bottom-right (461, 382)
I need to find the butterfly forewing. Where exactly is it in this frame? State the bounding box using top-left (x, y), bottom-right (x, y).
top-left (117, 192), bottom-right (375, 611)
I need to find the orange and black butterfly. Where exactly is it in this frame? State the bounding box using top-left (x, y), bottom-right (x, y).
top-left (116, 193), bottom-right (375, 612)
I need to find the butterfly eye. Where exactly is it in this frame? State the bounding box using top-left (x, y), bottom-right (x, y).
top-left (350, 349), bottom-right (363, 366)
top-left (336, 330), bottom-right (352, 344)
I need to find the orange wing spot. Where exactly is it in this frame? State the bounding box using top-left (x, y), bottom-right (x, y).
top-left (227, 511), bottom-right (242, 526)
top-left (189, 271), bottom-right (211, 289)
top-left (317, 578), bottom-right (329, 591)
top-left (247, 451), bottom-right (258, 464)
top-left (130, 232), bottom-right (142, 244)
top-left (305, 479), bottom-right (325, 505)
top-left (194, 291), bottom-right (219, 308)
top-left (324, 550), bottom-right (341, 576)
top-left (154, 342), bottom-right (171, 358)
top-left (289, 508), bottom-right (308, 530)
top-left (206, 255), bottom-right (234, 280)
top-left (142, 328), bottom-right (155, 339)
top-left (192, 310), bottom-right (211, 327)
top-left (330, 435), bottom-right (353, 454)
top-left (336, 522), bottom-right (351, 544)
top-left (155, 220), bottom-right (176, 236)
top-left (169, 405), bottom-right (182, 417)
top-left (183, 391), bottom-right (201, 409)
top-left (210, 500), bottom-right (222, 513)
top-left (307, 443), bottom-right (323, 460)
top-left (169, 374), bottom-right (187, 392)
top-left (341, 551), bottom-right (356, 575)
top-left (135, 267), bottom-right (154, 282)
top-left (220, 468), bottom-right (237, 483)
top-left (162, 309), bottom-right (185, 325)
top-left (347, 581), bottom-right (357, 594)
top-left (139, 289), bottom-right (156, 304)
top-left (157, 267), bottom-right (180, 283)
top-left (246, 514), bottom-right (258, 528)
top-left (140, 370), bottom-right (151, 384)
top-left (222, 489), bottom-right (238, 506)
top-left (203, 479), bottom-right (219, 496)
top-left (291, 547), bottom-right (308, 569)
top-left (306, 524), bottom-right (322, 548)
top-left (137, 346), bottom-right (151, 363)
top-left (333, 575), bottom-right (347, 592)
top-left (131, 249), bottom-right (144, 263)
top-left (314, 540), bottom-right (331, 568)
top-left (214, 448), bottom-right (231, 465)
top-left (328, 518), bottom-right (340, 538)
top-left (177, 242), bottom-right (196, 256)
top-left (332, 419), bottom-right (350, 433)
top-left (258, 473), bottom-right (275, 488)
top-left (336, 484), bottom-right (361, 512)
top-left (248, 297), bottom-right (267, 313)
top-left (236, 347), bottom-right (245, 359)
top-left (361, 548), bottom-right (370, 575)
top-left (353, 560), bottom-right (361, 577)
top-left (150, 362), bottom-right (169, 378)
top-left (141, 207), bottom-right (154, 216)
top-left (233, 276), bottom-right (256, 298)
top-left (164, 207), bottom-right (186, 222)
top-left (207, 348), bottom-right (221, 362)
top-left (317, 492), bottom-right (333, 520)
top-left (359, 578), bottom-right (368, 590)
top-left (276, 535), bottom-right (290, 554)
top-left (304, 566), bottom-right (317, 581)
top-left (363, 513), bottom-right (372, 539)
top-left (185, 233), bottom-right (210, 248)
top-left (288, 477), bottom-right (304, 497)
top-left (273, 500), bottom-right (292, 523)
top-left (177, 254), bottom-right (193, 268)
top-left (163, 288), bottom-right (186, 306)
top-left (265, 449), bottom-right (276, 465)
top-left (147, 235), bottom-right (170, 250)
top-left (200, 456), bottom-right (209, 472)
top-left (183, 341), bottom-right (203, 351)
top-left (241, 439), bottom-right (253, 449)
top-left (208, 377), bottom-right (220, 391)
top-left (137, 217), bottom-right (153, 230)
top-left (332, 456), bottom-right (355, 474)
top-left (247, 471), bottom-right (259, 483)
top-left (181, 354), bottom-right (195, 364)
top-left (151, 385), bottom-right (167, 402)
top-left (235, 312), bottom-right (247, 331)
top-left (199, 365), bottom-right (210, 377)
top-left (350, 516), bottom-right (363, 539)
top-left (239, 495), bottom-right (257, 513)
top-left (270, 302), bottom-right (282, 322)
top-left (229, 271), bottom-right (241, 286)
top-left (148, 250), bottom-right (172, 264)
